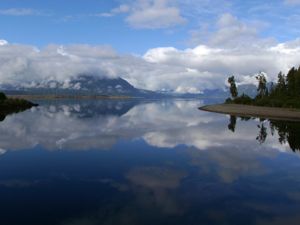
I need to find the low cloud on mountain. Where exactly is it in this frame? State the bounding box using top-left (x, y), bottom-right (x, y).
top-left (1, 34), bottom-right (300, 93)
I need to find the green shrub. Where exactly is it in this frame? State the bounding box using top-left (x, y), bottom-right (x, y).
top-left (232, 94), bottom-right (253, 105)
top-left (225, 98), bottom-right (233, 104)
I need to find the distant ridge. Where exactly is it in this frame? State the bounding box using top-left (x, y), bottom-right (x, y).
top-left (1, 75), bottom-right (162, 98)
top-left (0, 74), bottom-right (265, 99)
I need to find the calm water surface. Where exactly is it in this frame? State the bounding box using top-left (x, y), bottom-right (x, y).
top-left (1, 99), bottom-right (300, 225)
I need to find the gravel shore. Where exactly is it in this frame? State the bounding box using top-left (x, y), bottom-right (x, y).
top-left (199, 104), bottom-right (300, 121)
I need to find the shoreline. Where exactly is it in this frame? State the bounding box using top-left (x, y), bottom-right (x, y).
top-left (7, 95), bottom-right (134, 100)
top-left (0, 97), bottom-right (38, 121)
top-left (199, 104), bottom-right (300, 121)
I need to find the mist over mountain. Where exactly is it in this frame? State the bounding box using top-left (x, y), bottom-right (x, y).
top-left (0, 72), bottom-right (267, 99)
top-left (1, 74), bottom-right (162, 97)
top-left (199, 83), bottom-right (271, 99)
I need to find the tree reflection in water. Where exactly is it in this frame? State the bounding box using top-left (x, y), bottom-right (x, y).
top-left (256, 122), bottom-right (267, 144)
top-left (228, 115), bottom-right (236, 132)
top-left (227, 115), bottom-right (300, 151)
top-left (270, 120), bottom-right (300, 152)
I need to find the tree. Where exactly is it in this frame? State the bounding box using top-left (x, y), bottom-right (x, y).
top-left (287, 67), bottom-right (296, 96)
top-left (228, 76), bottom-right (238, 99)
top-left (256, 72), bottom-right (268, 98)
top-left (224, 65), bottom-right (300, 108)
top-left (0, 92), bottom-right (7, 101)
top-left (295, 66), bottom-right (300, 97)
top-left (275, 71), bottom-right (287, 96)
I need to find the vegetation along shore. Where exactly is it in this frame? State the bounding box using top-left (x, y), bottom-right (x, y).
top-left (226, 66), bottom-right (300, 108)
top-left (200, 65), bottom-right (300, 121)
top-left (0, 92), bottom-right (38, 121)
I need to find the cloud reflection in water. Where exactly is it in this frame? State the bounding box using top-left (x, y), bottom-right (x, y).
top-left (0, 99), bottom-right (293, 153)
top-left (0, 99), bottom-right (300, 225)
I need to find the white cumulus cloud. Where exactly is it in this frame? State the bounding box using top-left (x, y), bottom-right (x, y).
top-left (0, 39), bottom-right (8, 46)
top-left (1, 36), bottom-right (300, 93)
top-left (189, 13), bottom-right (272, 48)
top-left (99, 0), bottom-right (186, 29)
top-left (126, 0), bottom-right (186, 29)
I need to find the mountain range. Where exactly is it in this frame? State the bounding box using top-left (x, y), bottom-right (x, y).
top-left (0, 74), bottom-right (262, 99)
top-left (1, 75), bottom-right (162, 98)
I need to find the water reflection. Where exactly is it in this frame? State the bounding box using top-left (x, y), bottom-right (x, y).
top-left (270, 120), bottom-right (300, 151)
top-left (228, 115), bottom-right (237, 132)
top-left (226, 115), bottom-right (300, 151)
top-left (0, 99), bottom-right (226, 151)
top-left (0, 99), bottom-right (300, 225)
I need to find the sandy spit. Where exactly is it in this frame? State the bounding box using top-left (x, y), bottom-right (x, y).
top-left (199, 104), bottom-right (300, 121)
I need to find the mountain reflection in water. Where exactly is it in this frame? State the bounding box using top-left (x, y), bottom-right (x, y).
top-left (1, 99), bottom-right (300, 225)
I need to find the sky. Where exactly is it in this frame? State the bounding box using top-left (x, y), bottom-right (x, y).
top-left (1, 0), bottom-right (300, 92)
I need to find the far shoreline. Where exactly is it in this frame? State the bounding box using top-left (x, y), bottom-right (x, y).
top-left (7, 95), bottom-right (134, 100)
top-left (199, 104), bottom-right (300, 121)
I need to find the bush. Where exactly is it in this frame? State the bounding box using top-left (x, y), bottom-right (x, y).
top-left (232, 94), bottom-right (253, 105)
top-left (254, 98), bottom-right (270, 106)
top-left (225, 98), bottom-right (233, 104)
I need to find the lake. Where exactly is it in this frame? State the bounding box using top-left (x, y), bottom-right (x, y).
top-left (1, 99), bottom-right (300, 225)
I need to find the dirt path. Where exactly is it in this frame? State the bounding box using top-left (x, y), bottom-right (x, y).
top-left (199, 104), bottom-right (300, 121)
